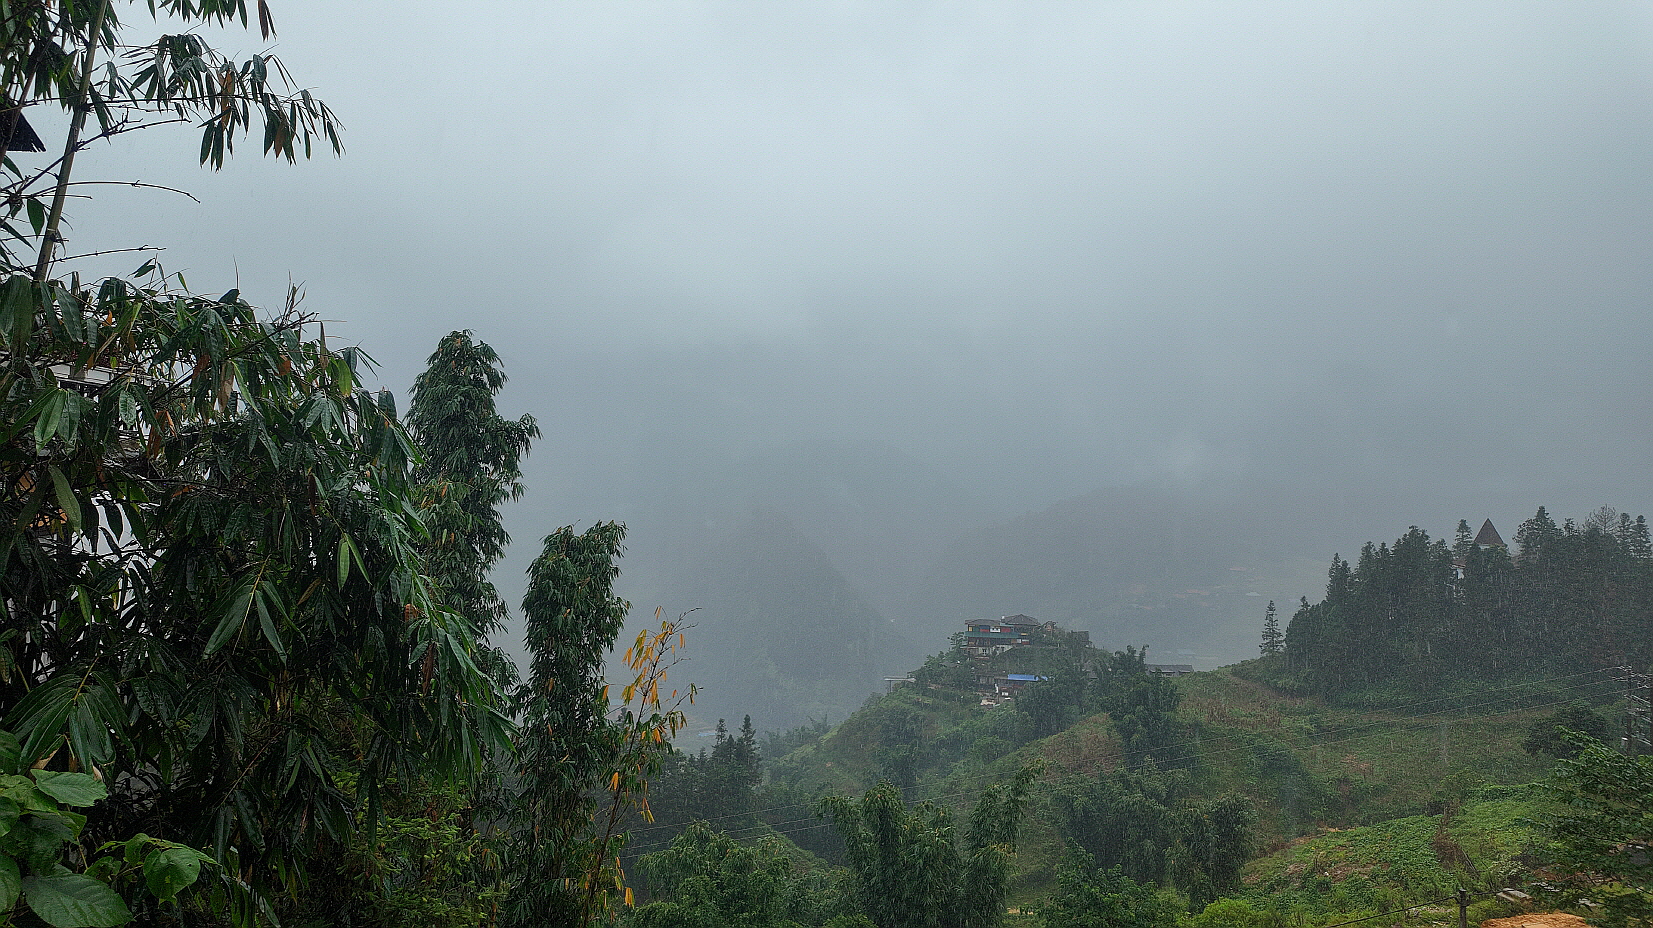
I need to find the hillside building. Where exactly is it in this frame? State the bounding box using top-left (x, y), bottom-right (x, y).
top-left (1452, 518), bottom-right (1507, 580)
top-left (961, 614), bottom-right (1043, 658)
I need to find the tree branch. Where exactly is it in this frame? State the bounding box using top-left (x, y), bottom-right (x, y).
top-left (34, 0), bottom-right (114, 281)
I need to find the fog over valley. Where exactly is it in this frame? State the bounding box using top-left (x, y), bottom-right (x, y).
top-left (49, 1), bottom-right (1653, 729)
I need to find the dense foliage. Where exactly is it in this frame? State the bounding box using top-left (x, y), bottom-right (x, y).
top-left (1544, 737), bottom-right (1653, 928)
top-left (819, 768), bottom-right (1035, 928)
top-left (1051, 767), bottom-right (1255, 908)
top-left (646, 717), bottom-right (764, 833)
top-left (407, 331), bottom-right (539, 681)
top-left (1279, 508), bottom-right (1653, 697)
top-left (1038, 851), bottom-right (1181, 928)
top-left (0, 266), bottom-right (512, 921)
top-left (630, 823), bottom-right (858, 928)
top-left (505, 522), bottom-right (633, 924)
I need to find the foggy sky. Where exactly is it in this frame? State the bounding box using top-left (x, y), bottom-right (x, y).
top-left (41, 2), bottom-right (1653, 660)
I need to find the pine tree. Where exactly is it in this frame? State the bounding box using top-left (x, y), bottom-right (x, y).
top-left (1259, 600), bottom-right (1284, 656)
top-left (1516, 506), bottom-right (1562, 564)
top-left (1453, 519), bottom-right (1475, 558)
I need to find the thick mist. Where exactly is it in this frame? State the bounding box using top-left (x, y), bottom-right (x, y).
top-left (39, 1), bottom-right (1653, 730)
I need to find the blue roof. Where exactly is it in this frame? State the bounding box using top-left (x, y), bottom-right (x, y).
top-left (1006, 674), bottom-right (1047, 682)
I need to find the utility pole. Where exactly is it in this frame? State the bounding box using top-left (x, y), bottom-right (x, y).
top-left (1620, 666), bottom-right (1651, 756)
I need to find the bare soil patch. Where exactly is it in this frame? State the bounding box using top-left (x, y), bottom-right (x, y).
top-left (1481, 913), bottom-right (1591, 928)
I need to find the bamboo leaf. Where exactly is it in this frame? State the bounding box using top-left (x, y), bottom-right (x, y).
top-left (47, 466), bottom-right (82, 531)
top-left (33, 390), bottom-right (66, 448)
top-left (204, 575), bottom-right (256, 656)
top-left (253, 585), bottom-right (285, 660)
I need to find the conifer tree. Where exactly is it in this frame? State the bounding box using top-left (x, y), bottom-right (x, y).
top-left (1453, 519), bottom-right (1475, 559)
top-left (1259, 600), bottom-right (1283, 656)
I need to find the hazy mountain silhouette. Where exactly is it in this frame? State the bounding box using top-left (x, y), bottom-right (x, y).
top-left (659, 508), bottom-right (921, 732)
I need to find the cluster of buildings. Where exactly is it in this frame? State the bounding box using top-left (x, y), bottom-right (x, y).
top-left (954, 614), bottom-right (1193, 707)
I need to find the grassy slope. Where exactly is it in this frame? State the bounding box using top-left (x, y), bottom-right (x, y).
top-left (762, 664), bottom-right (1582, 911)
top-left (1177, 669), bottom-right (1557, 839)
top-left (1239, 784), bottom-right (1555, 923)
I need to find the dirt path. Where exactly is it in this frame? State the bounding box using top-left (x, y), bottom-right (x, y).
top-left (1481, 914), bottom-right (1591, 928)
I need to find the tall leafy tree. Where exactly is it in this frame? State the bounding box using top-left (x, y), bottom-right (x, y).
top-left (1039, 852), bottom-right (1180, 928)
top-left (407, 331), bottom-right (538, 678)
top-left (819, 767), bottom-right (1035, 928)
top-left (506, 521), bottom-right (634, 926)
top-left (0, 274), bottom-right (511, 921)
top-left (0, 6), bottom-right (517, 921)
top-left (1052, 763), bottom-right (1255, 904)
top-left (280, 331), bottom-right (539, 927)
top-left (630, 822), bottom-right (854, 928)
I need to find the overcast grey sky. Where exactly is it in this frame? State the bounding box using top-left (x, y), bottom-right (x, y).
top-left (51, 1), bottom-right (1653, 582)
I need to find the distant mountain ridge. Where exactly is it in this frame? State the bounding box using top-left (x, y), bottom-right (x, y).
top-left (657, 508), bottom-right (920, 731)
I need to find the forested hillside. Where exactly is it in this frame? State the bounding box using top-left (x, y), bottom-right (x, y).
top-left (1273, 508), bottom-right (1652, 699)
top-left (617, 633), bottom-right (1635, 926)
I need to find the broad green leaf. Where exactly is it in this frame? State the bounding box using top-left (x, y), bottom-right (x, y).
top-left (120, 835), bottom-right (148, 866)
top-left (26, 197), bottom-right (45, 236)
top-left (64, 683), bottom-right (121, 770)
top-left (0, 854), bottom-right (18, 912)
top-left (143, 846), bottom-right (204, 903)
top-left (3, 275), bottom-right (34, 347)
top-left (0, 275), bottom-right (32, 343)
top-left (22, 871), bottom-right (131, 927)
top-left (82, 856), bottom-right (121, 883)
top-left (0, 391), bottom-right (59, 446)
top-left (31, 771), bottom-right (106, 809)
top-left (0, 730), bottom-right (19, 775)
top-left (12, 810), bottom-right (76, 869)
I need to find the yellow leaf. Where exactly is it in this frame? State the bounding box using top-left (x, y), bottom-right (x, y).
top-left (625, 887), bottom-right (634, 906)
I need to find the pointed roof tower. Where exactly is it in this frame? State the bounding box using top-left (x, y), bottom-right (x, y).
top-left (1474, 519), bottom-right (1506, 548)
